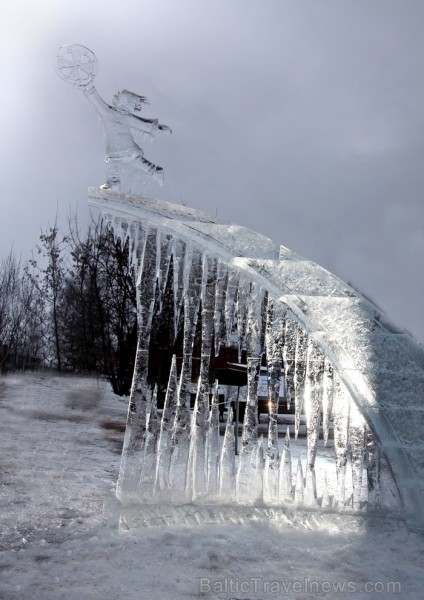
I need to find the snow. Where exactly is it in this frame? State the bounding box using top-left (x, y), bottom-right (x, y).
top-left (1, 373), bottom-right (424, 599)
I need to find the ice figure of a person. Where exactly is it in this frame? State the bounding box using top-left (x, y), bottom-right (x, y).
top-left (56, 44), bottom-right (171, 193)
top-left (83, 86), bottom-right (171, 191)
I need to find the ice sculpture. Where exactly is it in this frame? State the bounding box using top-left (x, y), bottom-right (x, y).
top-left (87, 186), bottom-right (424, 533)
top-left (60, 46), bottom-right (424, 531)
top-left (56, 44), bottom-right (171, 193)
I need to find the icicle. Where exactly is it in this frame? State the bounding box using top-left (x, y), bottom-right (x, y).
top-left (102, 213), bottom-right (113, 234)
top-left (186, 378), bottom-right (209, 500)
top-left (116, 225), bottom-right (160, 495)
top-left (213, 260), bottom-right (228, 356)
top-left (259, 290), bottom-right (269, 356)
top-left (117, 327), bottom-right (153, 496)
top-left (322, 358), bottom-right (334, 446)
top-left (206, 380), bottom-right (220, 495)
top-left (171, 238), bottom-right (186, 336)
top-left (282, 316), bottom-right (296, 410)
top-left (304, 340), bottom-right (324, 470)
top-left (264, 299), bottom-right (285, 482)
top-left (265, 299), bottom-right (286, 360)
top-left (152, 227), bottom-right (162, 300)
top-left (154, 356), bottom-right (179, 491)
top-left (344, 456), bottom-right (354, 509)
top-left (304, 466), bottom-right (318, 506)
top-left (294, 326), bottom-right (308, 438)
top-left (179, 248), bottom-right (204, 406)
top-left (296, 340), bottom-right (324, 506)
top-left (266, 356), bottom-right (283, 473)
top-left (185, 385), bottom-right (198, 501)
top-left (321, 472), bottom-right (332, 508)
top-left (161, 355), bottom-right (179, 429)
top-left (237, 429), bottom-right (264, 504)
top-left (137, 384), bottom-right (159, 494)
top-left (224, 267), bottom-right (239, 346)
top-left (364, 426), bottom-right (381, 508)
top-left (264, 415), bottom-right (280, 504)
top-left (112, 217), bottom-right (140, 272)
top-left (294, 455), bottom-right (305, 504)
top-left (133, 229), bottom-right (147, 286)
top-left (147, 381), bottom-right (158, 428)
top-left (264, 300), bottom-right (285, 502)
top-left (112, 216), bottom-right (130, 250)
top-left (133, 223), bottom-right (148, 313)
top-left (200, 255), bottom-right (217, 387)
top-left (219, 407), bottom-right (236, 500)
top-left (252, 435), bottom-right (265, 502)
top-left (332, 373), bottom-right (351, 506)
top-left (181, 243), bottom-right (194, 298)
top-left (167, 368), bottom-right (191, 491)
top-left (157, 231), bottom-right (173, 311)
top-left (137, 225), bottom-right (160, 333)
top-left (266, 359), bottom-right (282, 462)
top-left (349, 400), bottom-right (366, 510)
top-left (246, 282), bottom-right (263, 357)
top-left (240, 357), bottom-right (260, 451)
top-left (236, 276), bottom-right (249, 362)
top-left (238, 282), bottom-right (263, 468)
top-left (128, 220), bottom-right (139, 270)
top-left (278, 427), bottom-right (293, 502)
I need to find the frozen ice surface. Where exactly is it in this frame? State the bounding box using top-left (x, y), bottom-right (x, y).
top-left (88, 188), bottom-right (424, 532)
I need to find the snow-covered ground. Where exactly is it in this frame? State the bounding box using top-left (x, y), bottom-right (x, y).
top-left (1, 373), bottom-right (424, 599)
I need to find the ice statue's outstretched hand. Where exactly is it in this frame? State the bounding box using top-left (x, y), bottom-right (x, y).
top-left (158, 123), bottom-right (172, 134)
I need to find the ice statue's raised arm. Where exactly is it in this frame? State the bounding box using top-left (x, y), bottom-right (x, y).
top-left (83, 85), bottom-right (111, 118)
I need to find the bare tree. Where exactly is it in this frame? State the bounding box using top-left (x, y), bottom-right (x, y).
top-left (0, 251), bottom-right (44, 371)
top-left (62, 217), bottom-right (137, 394)
top-left (31, 224), bottom-right (69, 370)
top-left (1, 215), bottom-right (138, 394)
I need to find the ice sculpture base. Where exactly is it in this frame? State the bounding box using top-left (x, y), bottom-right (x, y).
top-left (103, 496), bottom-right (404, 533)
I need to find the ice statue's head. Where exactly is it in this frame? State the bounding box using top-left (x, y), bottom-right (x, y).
top-left (112, 90), bottom-right (149, 113)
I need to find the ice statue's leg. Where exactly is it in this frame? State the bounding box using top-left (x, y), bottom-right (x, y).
top-left (135, 156), bottom-right (164, 186)
top-left (102, 157), bottom-right (121, 191)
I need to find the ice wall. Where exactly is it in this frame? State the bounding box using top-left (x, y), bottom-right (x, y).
top-left (88, 188), bottom-right (424, 531)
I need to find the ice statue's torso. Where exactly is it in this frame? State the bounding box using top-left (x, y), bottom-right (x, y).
top-left (103, 120), bottom-right (139, 159)
top-left (84, 87), bottom-right (141, 158)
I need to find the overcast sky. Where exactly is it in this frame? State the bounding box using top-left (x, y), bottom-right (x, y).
top-left (1, 0), bottom-right (423, 341)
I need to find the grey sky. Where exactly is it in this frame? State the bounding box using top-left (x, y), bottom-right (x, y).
top-left (1, 0), bottom-right (423, 341)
